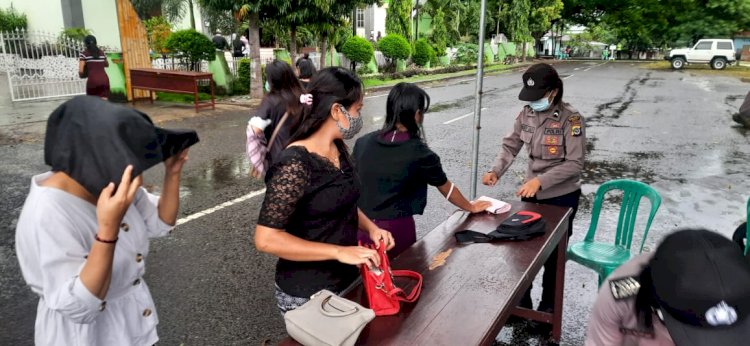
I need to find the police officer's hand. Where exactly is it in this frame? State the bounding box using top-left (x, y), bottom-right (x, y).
top-left (482, 172), bottom-right (498, 186)
top-left (516, 178), bottom-right (542, 198)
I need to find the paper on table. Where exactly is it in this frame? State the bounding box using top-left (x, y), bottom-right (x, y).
top-left (477, 196), bottom-right (512, 214)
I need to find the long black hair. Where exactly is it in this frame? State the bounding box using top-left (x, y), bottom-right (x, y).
top-left (264, 60), bottom-right (305, 129)
top-left (634, 265), bottom-right (658, 336)
top-left (289, 67), bottom-right (363, 144)
top-left (297, 58), bottom-right (316, 80)
top-left (382, 82), bottom-right (430, 140)
top-left (543, 64), bottom-right (564, 105)
top-left (83, 35), bottom-right (100, 56)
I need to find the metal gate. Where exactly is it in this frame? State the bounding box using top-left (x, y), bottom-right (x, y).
top-left (0, 29), bottom-right (86, 102)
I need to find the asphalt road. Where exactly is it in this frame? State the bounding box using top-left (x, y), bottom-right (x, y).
top-left (1, 61), bottom-right (749, 345)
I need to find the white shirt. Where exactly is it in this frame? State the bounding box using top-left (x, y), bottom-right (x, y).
top-left (15, 173), bottom-right (173, 345)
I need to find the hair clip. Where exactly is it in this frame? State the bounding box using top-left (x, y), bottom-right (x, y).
top-left (299, 94), bottom-right (313, 105)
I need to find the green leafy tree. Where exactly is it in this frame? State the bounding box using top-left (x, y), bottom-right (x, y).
top-left (423, 0), bottom-right (464, 47)
top-left (386, 0), bottom-right (412, 41)
top-left (342, 36), bottom-right (374, 71)
top-left (508, 0), bottom-right (532, 62)
top-left (455, 43), bottom-right (478, 65)
top-left (144, 17), bottom-right (173, 55)
top-left (379, 34), bottom-right (411, 69)
top-left (529, 0), bottom-right (563, 43)
top-left (412, 38), bottom-right (435, 66)
top-left (0, 6), bottom-right (28, 31)
top-left (132, 0), bottom-right (198, 29)
top-left (164, 29), bottom-right (216, 71)
top-left (430, 9), bottom-right (448, 56)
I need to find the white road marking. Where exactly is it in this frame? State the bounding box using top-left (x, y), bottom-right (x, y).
top-left (563, 74), bottom-right (574, 80)
top-left (175, 188), bottom-right (266, 226)
top-left (455, 78), bottom-right (475, 83)
top-left (443, 108), bottom-right (487, 125)
top-left (365, 93), bottom-right (388, 99)
top-left (583, 62), bottom-right (607, 72)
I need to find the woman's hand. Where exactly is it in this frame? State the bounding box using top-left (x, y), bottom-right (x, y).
top-left (468, 200), bottom-right (492, 213)
top-left (335, 246), bottom-right (381, 268)
top-left (516, 177), bottom-right (542, 198)
top-left (97, 165), bottom-right (141, 239)
top-left (164, 149), bottom-right (189, 176)
top-left (482, 171), bottom-right (499, 186)
top-left (369, 228), bottom-right (395, 251)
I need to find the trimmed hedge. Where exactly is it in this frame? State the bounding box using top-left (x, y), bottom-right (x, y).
top-left (342, 36), bottom-right (374, 65)
top-left (378, 34), bottom-right (411, 61)
top-left (412, 39), bottom-right (435, 67)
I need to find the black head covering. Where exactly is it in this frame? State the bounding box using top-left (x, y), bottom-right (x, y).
top-left (44, 96), bottom-right (199, 196)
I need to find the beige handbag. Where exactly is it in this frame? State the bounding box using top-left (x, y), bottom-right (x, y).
top-left (284, 290), bottom-right (375, 346)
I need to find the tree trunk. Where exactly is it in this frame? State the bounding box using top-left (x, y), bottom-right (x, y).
top-left (248, 12), bottom-right (263, 99)
top-left (320, 34), bottom-right (328, 68)
top-left (522, 42), bottom-right (527, 62)
top-left (329, 38), bottom-right (335, 67)
top-left (188, 0), bottom-right (196, 30)
top-left (290, 25), bottom-right (298, 66)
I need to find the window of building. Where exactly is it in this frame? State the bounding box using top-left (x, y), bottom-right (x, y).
top-left (356, 8), bottom-right (365, 28)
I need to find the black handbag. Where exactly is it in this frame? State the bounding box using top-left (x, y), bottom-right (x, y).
top-left (455, 211), bottom-right (547, 244)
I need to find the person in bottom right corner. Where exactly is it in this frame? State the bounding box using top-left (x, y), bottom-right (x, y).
top-left (585, 229), bottom-right (750, 346)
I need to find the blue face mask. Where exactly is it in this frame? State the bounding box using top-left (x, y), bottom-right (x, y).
top-left (529, 96), bottom-right (551, 112)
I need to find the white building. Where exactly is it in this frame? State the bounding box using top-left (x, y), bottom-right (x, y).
top-left (356, 4), bottom-right (387, 40)
top-left (0, 0), bottom-right (207, 51)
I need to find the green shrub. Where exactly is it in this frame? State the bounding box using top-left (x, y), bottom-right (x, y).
top-left (357, 64), bottom-right (374, 75)
top-left (144, 17), bottom-right (172, 55)
top-left (0, 6), bottom-right (27, 32)
top-left (412, 39), bottom-right (435, 67)
top-left (165, 30), bottom-right (215, 71)
top-left (455, 43), bottom-right (479, 65)
top-left (378, 34), bottom-right (411, 62)
top-left (60, 27), bottom-right (91, 42)
top-left (234, 58), bottom-right (251, 95)
top-left (342, 36), bottom-right (374, 66)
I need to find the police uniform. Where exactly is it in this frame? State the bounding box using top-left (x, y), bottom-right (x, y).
top-left (587, 230), bottom-right (750, 346)
top-left (489, 63), bottom-right (586, 311)
top-left (585, 253), bottom-right (675, 346)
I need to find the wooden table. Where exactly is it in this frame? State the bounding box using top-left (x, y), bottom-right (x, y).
top-left (130, 68), bottom-right (215, 112)
top-left (281, 201), bottom-right (571, 345)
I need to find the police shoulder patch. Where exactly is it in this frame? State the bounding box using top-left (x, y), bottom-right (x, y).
top-left (610, 276), bottom-right (641, 300)
top-left (568, 115), bottom-right (582, 123)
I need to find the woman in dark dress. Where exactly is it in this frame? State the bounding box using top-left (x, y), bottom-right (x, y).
top-left (353, 83), bottom-right (491, 258)
top-left (254, 67), bottom-right (395, 314)
top-left (79, 35), bottom-right (110, 99)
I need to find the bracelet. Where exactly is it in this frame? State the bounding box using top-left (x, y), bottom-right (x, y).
top-left (446, 183), bottom-right (455, 200)
top-left (95, 234), bottom-right (118, 244)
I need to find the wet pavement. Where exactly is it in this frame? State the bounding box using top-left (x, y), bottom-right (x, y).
top-left (1, 61), bottom-right (749, 345)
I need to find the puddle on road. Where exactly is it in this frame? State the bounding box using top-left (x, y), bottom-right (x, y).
top-left (180, 155), bottom-right (259, 196)
top-left (583, 159), bottom-right (657, 185)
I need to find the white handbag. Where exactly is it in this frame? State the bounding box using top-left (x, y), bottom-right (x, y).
top-left (284, 290), bottom-right (375, 346)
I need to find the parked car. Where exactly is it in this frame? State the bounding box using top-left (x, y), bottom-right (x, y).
top-left (665, 39), bottom-right (736, 70)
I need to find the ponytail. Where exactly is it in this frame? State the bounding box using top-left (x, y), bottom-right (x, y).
top-left (84, 35), bottom-right (100, 56)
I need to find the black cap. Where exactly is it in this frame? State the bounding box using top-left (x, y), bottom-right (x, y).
top-left (518, 63), bottom-right (560, 102)
top-left (650, 229), bottom-right (750, 345)
top-left (45, 96), bottom-right (199, 196)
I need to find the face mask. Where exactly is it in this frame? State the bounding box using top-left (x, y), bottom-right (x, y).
top-left (529, 96), bottom-right (551, 112)
top-left (336, 105), bottom-right (363, 140)
top-left (264, 81), bottom-right (270, 92)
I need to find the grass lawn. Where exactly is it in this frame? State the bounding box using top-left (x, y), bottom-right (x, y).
top-left (642, 61), bottom-right (750, 81)
top-left (362, 63), bottom-right (530, 89)
top-left (155, 92), bottom-right (213, 104)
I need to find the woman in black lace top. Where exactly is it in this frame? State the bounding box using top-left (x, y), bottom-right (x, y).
top-left (255, 67), bottom-right (395, 314)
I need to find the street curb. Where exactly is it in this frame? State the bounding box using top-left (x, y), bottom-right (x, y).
top-left (364, 63), bottom-right (534, 94)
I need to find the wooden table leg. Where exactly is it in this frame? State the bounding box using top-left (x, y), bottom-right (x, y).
top-left (551, 224), bottom-right (569, 343)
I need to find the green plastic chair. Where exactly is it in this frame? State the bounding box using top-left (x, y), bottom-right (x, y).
top-left (567, 179), bottom-right (662, 286)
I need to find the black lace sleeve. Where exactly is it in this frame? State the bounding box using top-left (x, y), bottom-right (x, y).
top-left (257, 154), bottom-right (311, 229)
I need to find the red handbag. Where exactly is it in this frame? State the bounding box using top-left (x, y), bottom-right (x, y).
top-left (360, 239), bottom-right (423, 316)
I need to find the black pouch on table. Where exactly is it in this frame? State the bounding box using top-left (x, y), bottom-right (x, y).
top-left (454, 211), bottom-right (546, 244)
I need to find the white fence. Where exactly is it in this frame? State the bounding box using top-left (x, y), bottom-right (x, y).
top-left (0, 29), bottom-right (86, 102)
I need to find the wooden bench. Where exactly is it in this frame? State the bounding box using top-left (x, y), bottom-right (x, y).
top-left (130, 68), bottom-right (215, 113)
top-left (280, 201), bottom-right (572, 345)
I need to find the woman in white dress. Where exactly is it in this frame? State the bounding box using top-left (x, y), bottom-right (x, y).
top-left (15, 96), bottom-right (198, 345)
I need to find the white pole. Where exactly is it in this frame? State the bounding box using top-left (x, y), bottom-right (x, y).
top-left (469, 0), bottom-right (488, 200)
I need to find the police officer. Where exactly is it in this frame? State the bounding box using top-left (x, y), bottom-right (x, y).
top-left (586, 229), bottom-right (750, 345)
top-left (482, 62), bottom-right (585, 313)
